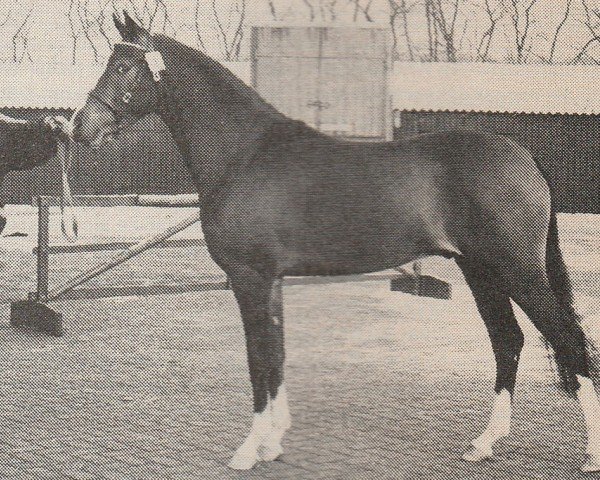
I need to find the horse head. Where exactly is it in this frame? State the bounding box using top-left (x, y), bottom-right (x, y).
top-left (72, 11), bottom-right (163, 148)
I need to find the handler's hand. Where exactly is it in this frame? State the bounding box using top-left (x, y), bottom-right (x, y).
top-left (43, 116), bottom-right (71, 139)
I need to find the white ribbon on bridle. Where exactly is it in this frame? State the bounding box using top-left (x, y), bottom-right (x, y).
top-left (117, 42), bottom-right (166, 82)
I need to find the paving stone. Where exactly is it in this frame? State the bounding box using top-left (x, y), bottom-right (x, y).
top-left (0, 226), bottom-right (594, 479)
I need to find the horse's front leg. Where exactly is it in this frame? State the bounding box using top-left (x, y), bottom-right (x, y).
top-left (227, 269), bottom-right (290, 470)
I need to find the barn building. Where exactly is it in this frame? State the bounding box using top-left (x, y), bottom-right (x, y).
top-left (392, 62), bottom-right (600, 213)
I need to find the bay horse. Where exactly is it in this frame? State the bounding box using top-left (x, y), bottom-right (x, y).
top-left (72, 12), bottom-right (600, 472)
top-left (0, 114), bottom-right (68, 233)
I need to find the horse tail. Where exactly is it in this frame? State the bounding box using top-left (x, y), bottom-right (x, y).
top-left (546, 207), bottom-right (574, 313)
top-left (545, 203), bottom-right (600, 391)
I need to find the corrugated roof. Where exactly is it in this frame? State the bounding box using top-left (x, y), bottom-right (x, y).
top-left (0, 61), bottom-right (251, 110)
top-left (0, 64), bottom-right (103, 110)
top-left (391, 62), bottom-right (600, 115)
top-left (1, 60), bottom-right (599, 115)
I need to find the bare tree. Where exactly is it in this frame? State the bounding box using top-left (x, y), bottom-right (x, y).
top-left (476, 0), bottom-right (502, 61)
top-left (123, 0), bottom-right (174, 34)
top-left (212, 0), bottom-right (246, 61)
top-left (66, 0), bottom-right (118, 64)
top-left (426, 0), bottom-right (462, 62)
top-left (65, 0), bottom-right (176, 63)
top-left (0, 0), bottom-right (16, 29)
top-left (12, 6), bottom-right (33, 62)
top-left (267, 0), bottom-right (278, 20)
top-left (389, 0), bottom-right (417, 60)
top-left (547, 0), bottom-right (572, 63)
top-left (302, 0), bottom-right (317, 21)
top-left (68, 0), bottom-right (101, 63)
top-left (80, 0), bottom-right (112, 62)
top-left (350, 0), bottom-right (374, 21)
top-left (66, 0), bottom-right (81, 63)
top-left (504, 0), bottom-right (538, 63)
top-left (424, 0), bottom-right (439, 60)
top-left (193, 0), bottom-right (207, 50)
top-left (572, 0), bottom-right (600, 64)
top-left (264, 0), bottom-right (375, 23)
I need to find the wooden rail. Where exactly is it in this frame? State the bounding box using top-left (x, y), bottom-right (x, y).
top-left (31, 194), bottom-right (200, 208)
top-left (31, 195), bottom-right (207, 302)
top-left (34, 238), bottom-right (206, 255)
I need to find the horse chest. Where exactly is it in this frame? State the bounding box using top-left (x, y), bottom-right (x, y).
top-left (201, 207), bottom-right (279, 272)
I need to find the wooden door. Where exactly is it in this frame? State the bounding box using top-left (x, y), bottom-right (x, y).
top-left (251, 26), bottom-right (391, 141)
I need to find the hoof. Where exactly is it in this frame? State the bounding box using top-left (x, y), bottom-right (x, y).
top-left (228, 450), bottom-right (258, 470)
top-left (258, 441), bottom-right (283, 462)
top-left (462, 446), bottom-right (492, 463)
top-left (582, 454), bottom-right (600, 473)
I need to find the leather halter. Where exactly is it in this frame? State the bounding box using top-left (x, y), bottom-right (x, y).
top-left (88, 42), bottom-right (166, 117)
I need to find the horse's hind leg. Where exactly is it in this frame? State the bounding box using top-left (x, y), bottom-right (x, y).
top-left (505, 270), bottom-right (600, 471)
top-left (457, 258), bottom-right (523, 462)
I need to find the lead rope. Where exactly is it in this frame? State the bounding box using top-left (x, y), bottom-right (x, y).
top-left (58, 110), bottom-right (79, 242)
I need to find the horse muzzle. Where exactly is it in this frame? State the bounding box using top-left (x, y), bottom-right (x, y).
top-left (71, 98), bottom-right (119, 149)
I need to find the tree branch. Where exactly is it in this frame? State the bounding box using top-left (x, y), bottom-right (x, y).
top-left (476, 0), bottom-right (501, 61)
top-left (548, 0), bottom-right (572, 63)
top-left (12, 6), bottom-right (33, 63)
top-left (573, 35), bottom-right (600, 63)
top-left (194, 0), bottom-right (206, 50)
top-left (302, 0), bottom-right (316, 21)
top-left (267, 0), bottom-right (277, 20)
top-left (349, 0), bottom-right (373, 22)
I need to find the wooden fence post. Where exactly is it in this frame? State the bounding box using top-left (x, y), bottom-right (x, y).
top-left (35, 197), bottom-right (50, 302)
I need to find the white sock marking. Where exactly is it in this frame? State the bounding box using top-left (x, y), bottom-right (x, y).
top-left (271, 384), bottom-right (291, 431)
top-left (471, 389), bottom-right (512, 455)
top-left (577, 375), bottom-right (600, 455)
top-left (229, 384), bottom-right (292, 468)
top-left (229, 403), bottom-right (273, 470)
top-left (258, 383), bottom-right (291, 462)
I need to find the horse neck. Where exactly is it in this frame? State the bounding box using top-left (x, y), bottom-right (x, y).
top-left (155, 62), bottom-right (279, 205)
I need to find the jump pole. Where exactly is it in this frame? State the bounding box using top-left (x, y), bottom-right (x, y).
top-left (390, 260), bottom-right (451, 299)
top-left (10, 209), bottom-right (202, 337)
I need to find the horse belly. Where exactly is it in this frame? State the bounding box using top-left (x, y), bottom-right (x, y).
top-left (281, 218), bottom-right (451, 276)
top-left (277, 172), bottom-right (458, 275)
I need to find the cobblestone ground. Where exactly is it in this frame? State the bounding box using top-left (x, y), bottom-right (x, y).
top-left (0, 209), bottom-right (595, 479)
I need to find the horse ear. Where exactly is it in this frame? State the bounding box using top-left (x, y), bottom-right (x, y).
top-left (113, 13), bottom-right (128, 39)
top-left (123, 10), bottom-right (143, 35)
top-left (122, 10), bottom-right (152, 47)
